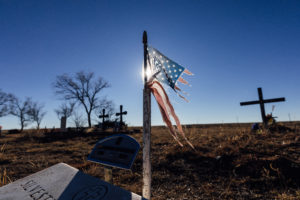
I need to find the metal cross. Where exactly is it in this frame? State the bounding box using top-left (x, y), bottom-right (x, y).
top-left (116, 105), bottom-right (127, 128)
top-left (99, 109), bottom-right (109, 124)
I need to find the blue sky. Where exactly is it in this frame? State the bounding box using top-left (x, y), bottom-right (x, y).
top-left (0, 0), bottom-right (300, 129)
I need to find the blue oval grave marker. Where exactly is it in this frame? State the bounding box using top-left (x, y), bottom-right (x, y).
top-left (88, 134), bottom-right (140, 170)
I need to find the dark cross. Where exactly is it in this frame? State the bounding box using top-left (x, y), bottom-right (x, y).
top-left (240, 87), bottom-right (285, 127)
top-left (116, 105), bottom-right (127, 129)
top-left (99, 109), bottom-right (109, 125)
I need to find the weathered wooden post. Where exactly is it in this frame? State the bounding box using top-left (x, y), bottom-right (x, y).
top-left (142, 31), bottom-right (151, 199)
top-left (104, 166), bottom-right (113, 184)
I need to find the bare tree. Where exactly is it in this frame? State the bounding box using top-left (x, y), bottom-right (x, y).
top-left (0, 89), bottom-right (9, 118)
top-left (53, 71), bottom-right (110, 127)
top-left (9, 96), bottom-right (32, 132)
top-left (72, 111), bottom-right (85, 129)
top-left (28, 102), bottom-right (46, 130)
top-left (54, 101), bottom-right (75, 124)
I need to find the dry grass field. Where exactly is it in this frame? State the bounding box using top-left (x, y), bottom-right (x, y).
top-left (0, 122), bottom-right (300, 199)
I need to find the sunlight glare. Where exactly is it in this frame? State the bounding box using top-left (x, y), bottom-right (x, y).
top-left (141, 63), bottom-right (152, 82)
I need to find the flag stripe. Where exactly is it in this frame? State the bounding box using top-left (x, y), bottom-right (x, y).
top-left (149, 82), bottom-right (183, 146)
top-left (149, 81), bottom-right (194, 149)
top-left (183, 69), bottom-right (193, 75)
top-left (178, 77), bottom-right (189, 85)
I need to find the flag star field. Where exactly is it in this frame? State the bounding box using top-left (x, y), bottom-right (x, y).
top-left (148, 47), bottom-right (185, 89)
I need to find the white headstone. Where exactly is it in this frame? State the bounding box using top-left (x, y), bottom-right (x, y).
top-left (0, 163), bottom-right (146, 200)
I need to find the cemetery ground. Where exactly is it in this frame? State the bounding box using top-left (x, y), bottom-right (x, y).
top-left (0, 122), bottom-right (300, 199)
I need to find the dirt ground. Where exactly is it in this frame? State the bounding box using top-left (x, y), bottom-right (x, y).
top-left (0, 122), bottom-right (300, 199)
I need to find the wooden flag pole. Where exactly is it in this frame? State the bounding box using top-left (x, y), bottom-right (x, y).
top-left (142, 31), bottom-right (152, 199)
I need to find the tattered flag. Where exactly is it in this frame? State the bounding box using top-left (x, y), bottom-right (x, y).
top-left (147, 46), bottom-right (194, 149)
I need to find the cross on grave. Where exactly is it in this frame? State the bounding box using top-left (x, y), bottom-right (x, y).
top-left (240, 87), bottom-right (285, 127)
top-left (99, 109), bottom-right (109, 124)
top-left (116, 105), bottom-right (127, 129)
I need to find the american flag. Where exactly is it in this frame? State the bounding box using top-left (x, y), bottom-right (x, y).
top-left (147, 46), bottom-right (194, 149)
